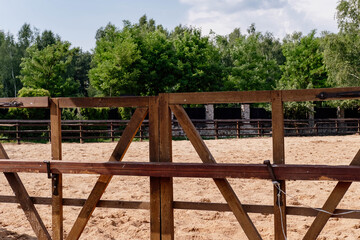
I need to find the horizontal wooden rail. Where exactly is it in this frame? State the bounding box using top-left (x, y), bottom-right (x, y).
top-left (1, 196), bottom-right (360, 219)
top-left (2, 160), bottom-right (360, 182)
top-left (168, 87), bottom-right (360, 104)
top-left (57, 96), bottom-right (150, 108)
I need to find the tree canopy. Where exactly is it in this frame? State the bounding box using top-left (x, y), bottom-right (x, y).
top-left (1, 2), bottom-right (360, 120)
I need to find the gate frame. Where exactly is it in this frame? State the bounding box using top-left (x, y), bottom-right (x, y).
top-left (0, 87), bottom-right (360, 239)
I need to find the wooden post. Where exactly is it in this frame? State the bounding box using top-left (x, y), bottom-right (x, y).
top-left (215, 121), bottom-right (218, 140)
top-left (271, 91), bottom-right (286, 240)
top-left (149, 96), bottom-right (161, 240)
top-left (159, 93), bottom-right (174, 240)
top-left (16, 122), bottom-right (20, 144)
top-left (110, 121), bottom-right (114, 142)
top-left (236, 121), bottom-right (240, 138)
top-left (50, 98), bottom-right (63, 240)
top-left (79, 122), bottom-right (83, 144)
top-left (336, 120), bottom-right (338, 133)
top-left (48, 122), bottom-right (51, 143)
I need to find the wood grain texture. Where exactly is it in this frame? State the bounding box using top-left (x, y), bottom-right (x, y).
top-left (159, 94), bottom-right (174, 240)
top-left (0, 144), bottom-right (51, 240)
top-left (3, 161), bottom-right (360, 181)
top-left (169, 90), bottom-right (272, 104)
top-left (50, 98), bottom-right (63, 240)
top-left (149, 96), bottom-right (161, 240)
top-left (170, 104), bottom-right (262, 240)
top-left (66, 107), bottom-right (148, 240)
top-left (58, 96), bottom-right (149, 108)
top-left (271, 91), bottom-right (287, 240)
top-left (2, 195), bottom-right (360, 219)
top-left (303, 149), bottom-right (360, 240)
top-left (168, 87), bottom-right (360, 105)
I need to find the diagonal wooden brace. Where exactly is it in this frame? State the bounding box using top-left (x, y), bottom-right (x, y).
top-left (303, 149), bottom-right (360, 240)
top-left (66, 107), bottom-right (149, 240)
top-left (0, 143), bottom-right (51, 240)
top-left (170, 104), bottom-right (262, 240)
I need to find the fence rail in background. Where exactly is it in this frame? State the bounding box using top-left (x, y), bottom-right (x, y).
top-left (0, 118), bottom-right (359, 143)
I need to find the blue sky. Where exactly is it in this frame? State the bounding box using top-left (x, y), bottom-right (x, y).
top-left (0, 0), bottom-right (339, 52)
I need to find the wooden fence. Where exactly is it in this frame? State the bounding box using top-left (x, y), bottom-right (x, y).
top-left (0, 87), bottom-right (360, 239)
top-left (1, 117), bottom-right (360, 143)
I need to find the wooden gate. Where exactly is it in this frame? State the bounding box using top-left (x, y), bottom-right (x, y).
top-left (1, 87), bottom-right (360, 239)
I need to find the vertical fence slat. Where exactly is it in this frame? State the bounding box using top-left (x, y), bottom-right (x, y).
top-left (50, 98), bottom-right (63, 240)
top-left (149, 96), bottom-right (161, 240)
top-left (159, 94), bottom-right (174, 240)
top-left (271, 91), bottom-right (287, 240)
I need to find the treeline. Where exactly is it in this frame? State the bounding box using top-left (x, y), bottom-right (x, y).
top-left (0, 0), bottom-right (360, 120)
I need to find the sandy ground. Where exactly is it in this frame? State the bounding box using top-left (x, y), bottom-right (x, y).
top-left (0, 135), bottom-right (360, 239)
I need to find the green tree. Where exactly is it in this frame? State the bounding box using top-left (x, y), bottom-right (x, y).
top-left (226, 26), bottom-right (282, 91)
top-left (0, 31), bottom-right (19, 97)
top-left (19, 41), bottom-right (80, 97)
top-left (278, 31), bottom-right (327, 90)
top-left (171, 26), bottom-right (225, 92)
top-left (35, 30), bottom-right (59, 50)
top-left (277, 31), bottom-right (328, 118)
top-left (127, 16), bottom-right (177, 95)
top-left (322, 0), bottom-right (360, 110)
top-left (336, 0), bottom-right (360, 32)
top-left (89, 23), bottom-right (141, 96)
top-left (71, 50), bottom-right (92, 96)
top-left (322, 0), bottom-right (360, 87)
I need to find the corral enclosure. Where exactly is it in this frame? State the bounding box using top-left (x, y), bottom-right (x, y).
top-left (0, 87), bottom-right (360, 240)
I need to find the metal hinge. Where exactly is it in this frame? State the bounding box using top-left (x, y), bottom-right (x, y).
top-left (44, 161), bottom-right (59, 196)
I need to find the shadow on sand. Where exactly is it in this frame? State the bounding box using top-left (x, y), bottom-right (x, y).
top-left (0, 228), bottom-right (37, 240)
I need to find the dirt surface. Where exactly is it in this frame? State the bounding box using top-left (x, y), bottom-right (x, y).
top-left (0, 135), bottom-right (360, 239)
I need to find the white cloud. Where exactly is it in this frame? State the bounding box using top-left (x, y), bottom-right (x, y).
top-left (179, 0), bottom-right (338, 38)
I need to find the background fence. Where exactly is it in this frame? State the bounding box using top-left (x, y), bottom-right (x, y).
top-left (1, 118), bottom-right (359, 143)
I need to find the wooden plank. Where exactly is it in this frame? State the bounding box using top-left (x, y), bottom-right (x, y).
top-left (271, 91), bottom-right (286, 240)
top-left (303, 149), bottom-right (360, 240)
top-left (58, 97), bottom-right (149, 108)
top-left (2, 195), bottom-right (360, 219)
top-left (4, 161), bottom-right (360, 181)
top-left (50, 98), bottom-right (63, 240)
top-left (167, 87), bottom-right (360, 105)
top-left (0, 144), bottom-right (51, 240)
top-left (282, 87), bottom-right (360, 102)
top-left (159, 94), bottom-right (174, 240)
top-left (170, 104), bottom-right (262, 240)
top-left (169, 90), bottom-right (272, 104)
top-left (66, 107), bottom-right (148, 240)
top-left (0, 97), bottom-right (49, 108)
top-left (149, 96), bottom-right (161, 240)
